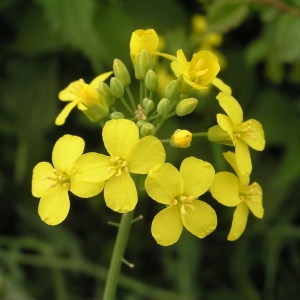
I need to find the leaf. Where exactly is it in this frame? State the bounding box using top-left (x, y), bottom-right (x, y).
top-left (206, 0), bottom-right (249, 33)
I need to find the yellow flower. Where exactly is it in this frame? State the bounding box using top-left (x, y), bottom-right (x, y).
top-left (170, 49), bottom-right (220, 92)
top-left (170, 129), bottom-right (192, 148)
top-left (55, 71), bottom-right (112, 125)
top-left (145, 157), bottom-right (216, 246)
top-left (208, 92), bottom-right (265, 175)
top-left (90, 119), bottom-right (166, 213)
top-left (129, 29), bottom-right (159, 59)
top-left (32, 135), bottom-right (104, 225)
top-left (210, 151), bottom-right (264, 241)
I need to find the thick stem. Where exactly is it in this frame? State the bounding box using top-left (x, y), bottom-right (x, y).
top-left (103, 210), bottom-right (134, 300)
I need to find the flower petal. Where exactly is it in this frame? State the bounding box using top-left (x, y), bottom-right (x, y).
top-left (210, 172), bottom-right (241, 206)
top-left (217, 114), bottom-right (234, 141)
top-left (227, 202), bottom-right (249, 241)
top-left (145, 163), bottom-right (183, 204)
top-left (181, 200), bottom-right (217, 238)
top-left (245, 182), bottom-right (264, 218)
top-left (126, 136), bottom-right (166, 174)
top-left (55, 101), bottom-right (78, 126)
top-left (216, 92), bottom-right (243, 124)
top-left (207, 125), bottom-right (233, 146)
top-left (89, 71), bottom-right (113, 89)
top-left (151, 205), bottom-right (183, 246)
top-left (104, 172), bottom-right (137, 212)
top-left (52, 135), bottom-right (85, 173)
top-left (38, 185), bottom-right (70, 226)
top-left (241, 119), bottom-right (265, 151)
top-left (32, 162), bottom-right (55, 197)
top-left (235, 139), bottom-right (252, 176)
top-left (102, 119), bottom-right (139, 157)
top-left (212, 78), bottom-right (232, 94)
top-left (180, 157), bottom-right (215, 197)
top-left (72, 153), bottom-right (112, 182)
top-left (70, 180), bottom-right (104, 198)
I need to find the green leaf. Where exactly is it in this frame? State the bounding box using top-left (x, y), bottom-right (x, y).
top-left (206, 0), bottom-right (249, 33)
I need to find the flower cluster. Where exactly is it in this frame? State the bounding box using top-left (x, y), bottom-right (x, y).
top-left (32, 28), bottom-right (265, 244)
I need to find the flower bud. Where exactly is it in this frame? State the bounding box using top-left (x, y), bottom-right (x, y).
top-left (165, 80), bottom-right (179, 100)
top-left (140, 122), bottom-right (156, 136)
top-left (110, 111), bottom-right (125, 119)
top-left (98, 81), bottom-right (115, 105)
top-left (145, 69), bottom-right (158, 91)
top-left (142, 98), bottom-right (154, 113)
top-left (170, 129), bottom-right (192, 148)
top-left (136, 49), bottom-right (154, 80)
top-left (157, 98), bottom-right (170, 115)
top-left (176, 98), bottom-right (198, 116)
top-left (110, 77), bottom-right (124, 98)
top-left (113, 59), bottom-right (131, 86)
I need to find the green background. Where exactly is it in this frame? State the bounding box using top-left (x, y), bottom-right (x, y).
top-left (1, 0), bottom-right (300, 299)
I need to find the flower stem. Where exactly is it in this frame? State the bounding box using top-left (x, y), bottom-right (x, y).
top-left (103, 210), bottom-right (134, 300)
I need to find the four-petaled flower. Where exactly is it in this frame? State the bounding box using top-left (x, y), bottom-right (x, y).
top-left (208, 91), bottom-right (265, 175)
top-left (55, 71), bottom-right (112, 125)
top-left (91, 119), bottom-right (166, 213)
top-left (145, 157), bottom-right (217, 246)
top-left (32, 135), bottom-right (105, 225)
top-left (210, 151), bottom-right (264, 241)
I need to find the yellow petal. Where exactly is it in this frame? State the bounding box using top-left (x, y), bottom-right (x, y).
top-left (126, 136), bottom-right (166, 174)
top-left (72, 153), bottom-right (112, 182)
top-left (55, 101), bottom-right (78, 126)
top-left (104, 172), bottom-right (137, 212)
top-left (180, 157), bottom-right (215, 197)
top-left (70, 181), bottom-right (104, 198)
top-left (216, 92), bottom-right (243, 124)
top-left (212, 78), bottom-right (232, 94)
top-left (227, 202), bottom-right (249, 241)
top-left (58, 80), bottom-right (81, 101)
top-left (181, 200), bottom-right (217, 238)
top-left (244, 182), bottom-right (264, 218)
top-left (145, 163), bottom-right (183, 205)
top-left (216, 114), bottom-right (234, 141)
top-left (102, 119), bottom-right (139, 157)
top-left (171, 49), bottom-right (189, 77)
top-left (151, 205), bottom-right (183, 246)
top-left (130, 29), bottom-right (159, 56)
top-left (38, 185), bottom-right (70, 226)
top-left (32, 162), bottom-right (55, 197)
top-left (241, 119), bottom-right (265, 151)
top-left (210, 172), bottom-right (241, 206)
top-left (89, 71), bottom-right (113, 89)
top-left (207, 125), bottom-right (233, 146)
top-left (52, 135), bottom-right (84, 173)
top-left (235, 139), bottom-right (252, 176)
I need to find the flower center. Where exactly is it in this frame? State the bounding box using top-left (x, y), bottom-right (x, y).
top-left (234, 120), bottom-right (257, 140)
top-left (47, 169), bottom-right (70, 189)
top-left (108, 156), bottom-right (129, 177)
top-left (172, 195), bottom-right (196, 215)
top-left (135, 104), bottom-right (147, 121)
top-left (239, 182), bottom-right (262, 204)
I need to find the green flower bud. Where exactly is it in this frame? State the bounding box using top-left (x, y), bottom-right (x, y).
top-left (157, 98), bottom-right (170, 115)
top-left (110, 77), bottom-right (124, 98)
top-left (82, 101), bottom-right (109, 122)
top-left (98, 81), bottom-right (115, 106)
top-left (145, 69), bottom-right (158, 91)
top-left (142, 97), bottom-right (154, 113)
top-left (113, 59), bottom-right (131, 86)
top-left (176, 98), bottom-right (198, 116)
top-left (136, 49), bottom-right (154, 80)
top-left (165, 80), bottom-right (179, 100)
top-left (140, 122), bottom-right (156, 136)
top-left (110, 111), bottom-right (125, 119)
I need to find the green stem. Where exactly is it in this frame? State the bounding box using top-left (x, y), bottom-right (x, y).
top-left (103, 210), bottom-right (135, 300)
top-left (125, 86), bottom-right (137, 111)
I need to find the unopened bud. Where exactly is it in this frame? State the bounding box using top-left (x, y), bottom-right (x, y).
top-left (170, 129), bottom-right (192, 148)
top-left (110, 111), bottom-right (125, 119)
top-left (110, 77), bottom-right (124, 98)
top-left (142, 98), bottom-right (154, 113)
top-left (98, 81), bottom-right (115, 105)
top-left (165, 80), bottom-right (179, 100)
top-left (176, 98), bottom-right (198, 116)
top-left (113, 59), bottom-right (131, 86)
top-left (140, 122), bottom-right (155, 136)
top-left (157, 98), bottom-right (170, 115)
top-left (145, 70), bottom-right (158, 91)
top-left (136, 49), bottom-right (154, 80)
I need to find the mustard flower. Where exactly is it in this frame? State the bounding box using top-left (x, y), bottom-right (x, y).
top-left (210, 151), bottom-right (264, 241)
top-left (145, 157), bottom-right (217, 246)
top-left (55, 71), bottom-right (112, 125)
top-left (32, 135), bottom-right (104, 225)
top-left (91, 119), bottom-right (166, 213)
top-left (208, 91), bottom-right (265, 175)
top-left (170, 129), bottom-right (192, 148)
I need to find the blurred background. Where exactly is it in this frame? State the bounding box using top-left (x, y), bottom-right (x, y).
top-left (1, 0), bottom-right (300, 299)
